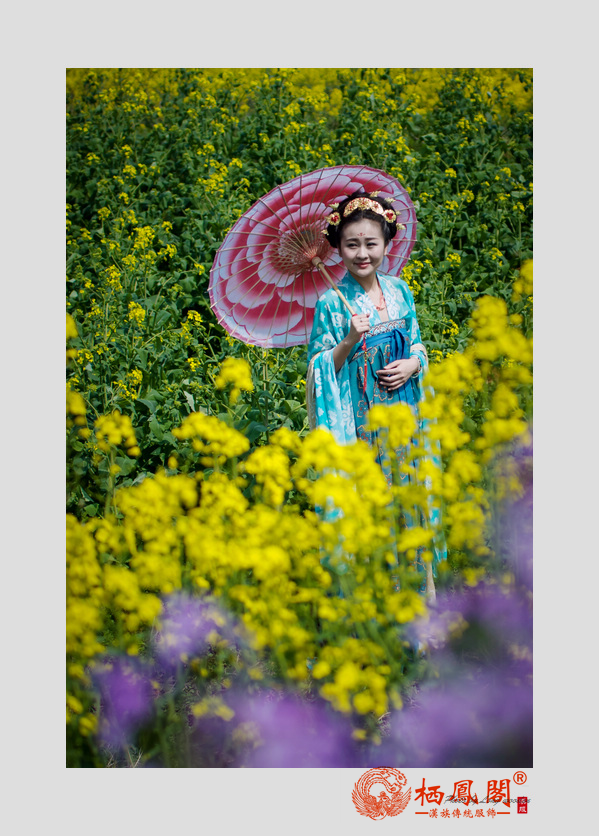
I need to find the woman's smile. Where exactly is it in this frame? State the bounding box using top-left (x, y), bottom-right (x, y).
top-left (339, 218), bottom-right (389, 287)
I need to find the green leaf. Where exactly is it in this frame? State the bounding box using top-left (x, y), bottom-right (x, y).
top-left (284, 399), bottom-right (301, 414)
top-left (115, 456), bottom-right (137, 476)
top-left (245, 421), bottom-right (268, 442)
top-left (463, 416), bottom-right (477, 434)
top-left (137, 349), bottom-right (149, 370)
top-left (149, 417), bottom-right (164, 440)
top-left (145, 389), bottom-right (165, 404)
top-left (183, 390), bottom-right (195, 412)
top-left (137, 398), bottom-right (158, 413)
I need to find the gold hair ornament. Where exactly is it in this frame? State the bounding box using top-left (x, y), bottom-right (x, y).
top-left (343, 196), bottom-right (396, 221)
top-left (323, 197), bottom-right (406, 231)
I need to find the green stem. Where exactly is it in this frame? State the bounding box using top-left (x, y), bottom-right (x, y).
top-left (158, 726), bottom-right (172, 768)
top-left (104, 448), bottom-right (116, 516)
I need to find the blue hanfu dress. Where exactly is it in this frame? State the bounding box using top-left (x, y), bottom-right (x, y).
top-left (306, 270), bottom-right (445, 583)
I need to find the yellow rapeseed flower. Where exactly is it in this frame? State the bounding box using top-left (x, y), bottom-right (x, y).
top-left (66, 384), bottom-right (87, 427)
top-left (512, 259), bottom-right (533, 302)
top-left (66, 313), bottom-right (78, 341)
top-left (214, 357), bottom-right (254, 404)
top-left (173, 412), bottom-right (250, 464)
top-left (243, 445), bottom-right (292, 507)
top-left (128, 301), bottom-right (146, 327)
top-left (94, 411), bottom-right (140, 456)
top-left (366, 403), bottom-right (417, 449)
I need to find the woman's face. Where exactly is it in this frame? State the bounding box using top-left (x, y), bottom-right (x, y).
top-left (339, 218), bottom-right (388, 285)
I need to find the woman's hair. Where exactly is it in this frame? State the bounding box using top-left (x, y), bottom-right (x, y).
top-left (324, 190), bottom-right (399, 249)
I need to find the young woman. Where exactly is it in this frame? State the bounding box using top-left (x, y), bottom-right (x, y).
top-left (307, 190), bottom-right (444, 587)
top-left (307, 191), bottom-right (428, 462)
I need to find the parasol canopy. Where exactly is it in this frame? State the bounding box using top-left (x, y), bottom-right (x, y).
top-left (209, 165), bottom-right (417, 348)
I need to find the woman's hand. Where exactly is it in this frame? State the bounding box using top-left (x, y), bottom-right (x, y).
top-left (332, 313), bottom-right (371, 372)
top-left (376, 357), bottom-right (420, 390)
top-left (348, 313), bottom-right (371, 346)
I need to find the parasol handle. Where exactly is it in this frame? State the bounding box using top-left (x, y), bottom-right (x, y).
top-left (425, 560), bottom-right (436, 604)
top-left (312, 257), bottom-right (356, 317)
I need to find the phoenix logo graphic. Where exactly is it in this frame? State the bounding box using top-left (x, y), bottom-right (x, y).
top-left (352, 767), bottom-right (411, 820)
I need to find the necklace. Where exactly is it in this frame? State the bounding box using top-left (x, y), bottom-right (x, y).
top-left (368, 282), bottom-right (386, 311)
top-left (375, 292), bottom-right (386, 311)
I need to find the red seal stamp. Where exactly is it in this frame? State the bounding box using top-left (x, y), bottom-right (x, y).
top-left (352, 767), bottom-right (411, 820)
top-left (517, 797), bottom-right (528, 814)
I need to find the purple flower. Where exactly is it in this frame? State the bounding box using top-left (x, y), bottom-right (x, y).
top-left (371, 670), bottom-right (532, 768)
top-left (153, 592), bottom-right (237, 670)
top-left (227, 692), bottom-right (361, 768)
top-left (501, 482), bottom-right (533, 591)
top-left (92, 657), bottom-right (154, 749)
top-left (410, 583), bottom-right (532, 669)
top-left (494, 435), bottom-right (533, 590)
top-left (380, 576), bottom-right (533, 768)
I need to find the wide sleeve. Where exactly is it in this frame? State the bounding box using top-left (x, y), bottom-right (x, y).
top-left (306, 292), bottom-right (357, 445)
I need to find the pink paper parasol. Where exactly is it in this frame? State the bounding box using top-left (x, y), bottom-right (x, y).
top-left (209, 165), bottom-right (417, 348)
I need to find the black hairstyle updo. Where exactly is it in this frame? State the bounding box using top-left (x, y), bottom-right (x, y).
top-left (324, 190), bottom-right (399, 249)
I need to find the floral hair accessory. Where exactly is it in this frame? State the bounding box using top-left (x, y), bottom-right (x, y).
top-left (343, 196), bottom-right (397, 223)
top-left (325, 210), bottom-right (341, 226)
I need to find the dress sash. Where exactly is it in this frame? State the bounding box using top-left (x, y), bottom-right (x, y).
top-left (348, 319), bottom-right (418, 409)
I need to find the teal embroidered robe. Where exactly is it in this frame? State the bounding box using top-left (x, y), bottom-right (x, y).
top-left (306, 270), bottom-right (445, 575)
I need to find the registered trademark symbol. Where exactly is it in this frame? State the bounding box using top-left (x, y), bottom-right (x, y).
top-left (513, 771), bottom-right (527, 785)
